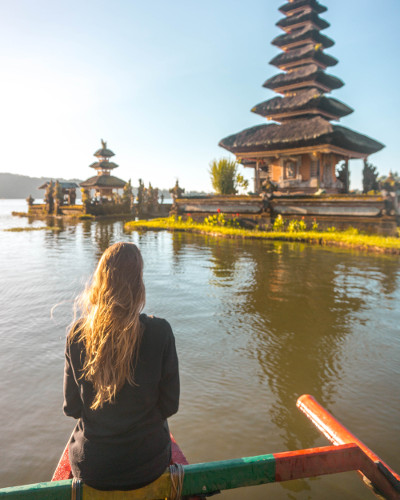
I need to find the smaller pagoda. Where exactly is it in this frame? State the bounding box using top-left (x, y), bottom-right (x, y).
top-left (80, 140), bottom-right (126, 200)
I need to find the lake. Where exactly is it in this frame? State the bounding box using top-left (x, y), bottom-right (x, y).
top-left (0, 199), bottom-right (399, 499)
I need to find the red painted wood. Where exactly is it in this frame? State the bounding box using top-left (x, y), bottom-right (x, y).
top-left (52, 432), bottom-right (191, 479)
top-left (274, 443), bottom-right (362, 481)
top-left (170, 433), bottom-right (189, 465)
top-left (297, 394), bottom-right (400, 499)
top-left (52, 440), bottom-right (73, 481)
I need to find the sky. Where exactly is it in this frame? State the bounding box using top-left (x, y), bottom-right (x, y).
top-left (1, 0), bottom-right (399, 192)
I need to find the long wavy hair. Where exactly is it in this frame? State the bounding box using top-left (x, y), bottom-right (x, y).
top-left (70, 242), bottom-right (146, 410)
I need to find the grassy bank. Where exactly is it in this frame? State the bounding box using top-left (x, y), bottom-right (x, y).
top-left (4, 226), bottom-right (62, 232)
top-left (125, 216), bottom-right (400, 255)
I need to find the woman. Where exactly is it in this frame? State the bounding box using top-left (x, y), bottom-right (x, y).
top-left (63, 242), bottom-right (179, 490)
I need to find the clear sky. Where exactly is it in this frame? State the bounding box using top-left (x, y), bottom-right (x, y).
top-left (1, 0), bottom-right (399, 192)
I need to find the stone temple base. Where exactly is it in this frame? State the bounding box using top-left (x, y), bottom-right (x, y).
top-left (172, 195), bottom-right (399, 236)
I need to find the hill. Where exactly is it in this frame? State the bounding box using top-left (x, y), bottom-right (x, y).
top-left (0, 173), bottom-right (83, 199)
top-left (0, 172), bottom-right (210, 200)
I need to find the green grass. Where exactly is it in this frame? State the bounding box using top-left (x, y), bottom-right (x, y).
top-left (78, 214), bottom-right (95, 220)
top-left (4, 226), bottom-right (62, 232)
top-left (125, 217), bottom-right (400, 255)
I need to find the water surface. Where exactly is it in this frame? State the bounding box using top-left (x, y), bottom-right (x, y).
top-left (0, 200), bottom-right (399, 499)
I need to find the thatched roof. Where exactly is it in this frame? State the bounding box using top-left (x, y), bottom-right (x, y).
top-left (276, 11), bottom-right (329, 31)
top-left (263, 64), bottom-right (344, 92)
top-left (219, 116), bottom-right (384, 156)
top-left (272, 26), bottom-right (334, 49)
top-left (270, 44), bottom-right (338, 69)
top-left (89, 161), bottom-right (119, 170)
top-left (39, 181), bottom-right (79, 190)
top-left (251, 89), bottom-right (353, 120)
top-left (80, 175), bottom-right (126, 188)
top-left (94, 148), bottom-right (115, 158)
top-left (279, 0), bottom-right (327, 15)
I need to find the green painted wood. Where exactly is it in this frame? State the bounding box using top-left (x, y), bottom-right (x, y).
top-left (182, 454), bottom-right (276, 496)
top-left (0, 455), bottom-right (276, 498)
top-left (0, 480), bottom-right (72, 500)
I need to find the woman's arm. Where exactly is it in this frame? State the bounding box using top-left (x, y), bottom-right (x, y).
top-left (63, 341), bottom-right (82, 419)
top-left (158, 324), bottom-right (180, 420)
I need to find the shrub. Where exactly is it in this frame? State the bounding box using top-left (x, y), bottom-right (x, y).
top-left (203, 213), bottom-right (240, 227)
top-left (273, 214), bottom-right (285, 231)
top-left (209, 158), bottom-right (249, 194)
top-left (298, 218), bottom-right (307, 231)
top-left (287, 220), bottom-right (300, 232)
top-left (344, 226), bottom-right (360, 235)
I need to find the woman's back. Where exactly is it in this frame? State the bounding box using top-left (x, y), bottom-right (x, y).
top-left (64, 314), bottom-right (179, 490)
top-left (63, 243), bottom-right (179, 490)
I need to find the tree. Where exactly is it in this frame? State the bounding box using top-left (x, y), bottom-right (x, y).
top-left (336, 162), bottom-right (350, 193)
top-left (362, 161), bottom-right (379, 193)
top-left (209, 158), bottom-right (248, 195)
top-left (122, 179), bottom-right (134, 209)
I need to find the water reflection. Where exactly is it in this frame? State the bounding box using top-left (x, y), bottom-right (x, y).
top-left (209, 238), bottom-right (242, 284)
top-left (172, 236), bottom-right (394, 453)
top-left (93, 222), bottom-right (115, 258)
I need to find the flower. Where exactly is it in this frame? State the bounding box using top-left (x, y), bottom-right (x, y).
top-left (217, 208), bottom-right (221, 213)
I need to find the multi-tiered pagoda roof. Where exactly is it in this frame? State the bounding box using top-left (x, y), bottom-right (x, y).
top-left (220, 0), bottom-right (383, 164)
top-left (81, 140), bottom-right (126, 193)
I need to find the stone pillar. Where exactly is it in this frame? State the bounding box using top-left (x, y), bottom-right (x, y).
top-left (254, 161), bottom-right (260, 194)
top-left (345, 159), bottom-right (350, 193)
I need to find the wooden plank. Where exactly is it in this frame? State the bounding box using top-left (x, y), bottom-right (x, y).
top-left (0, 444), bottom-right (388, 499)
top-left (297, 394), bottom-right (400, 499)
top-left (0, 481), bottom-right (72, 500)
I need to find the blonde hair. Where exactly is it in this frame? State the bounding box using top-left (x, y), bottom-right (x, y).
top-left (70, 242), bottom-right (146, 410)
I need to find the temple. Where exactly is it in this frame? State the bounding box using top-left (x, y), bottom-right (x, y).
top-left (219, 0), bottom-right (384, 195)
top-left (80, 140), bottom-right (126, 200)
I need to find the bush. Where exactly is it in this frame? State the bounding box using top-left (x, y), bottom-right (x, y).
top-left (287, 220), bottom-right (300, 232)
top-left (273, 214), bottom-right (285, 231)
top-left (209, 158), bottom-right (249, 194)
top-left (298, 218), bottom-right (307, 231)
top-left (203, 212), bottom-right (240, 228)
top-left (344, 226), bottom-right (360, 235)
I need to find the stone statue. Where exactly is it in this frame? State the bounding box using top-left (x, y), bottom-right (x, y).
top-left (169, 180), bottom-right (185, 202)
top-left (44, 181), bottom-right (54, 214)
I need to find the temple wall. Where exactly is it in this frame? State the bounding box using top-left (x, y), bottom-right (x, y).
top-left (300, 155), bottom-right (310, 181)
top-left (173, 195), bottom-right (264, 215)
top-left (271, 163), bottom-right (281, 183)
top-left (172, 195), bottom-right (398, 236)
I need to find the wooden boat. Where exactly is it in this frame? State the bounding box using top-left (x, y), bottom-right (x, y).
top-left (1, 395), bottom-right (399, 499)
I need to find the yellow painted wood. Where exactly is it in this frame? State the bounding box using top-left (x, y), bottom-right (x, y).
top-left (82, 471), bottom-right (171, 500)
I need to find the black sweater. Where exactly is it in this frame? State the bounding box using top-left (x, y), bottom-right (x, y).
top-left (63, 314), bottom-right (180, 490)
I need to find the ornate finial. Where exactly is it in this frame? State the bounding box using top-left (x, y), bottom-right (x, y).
top-left (101, 139), bottom-right (107, 149)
